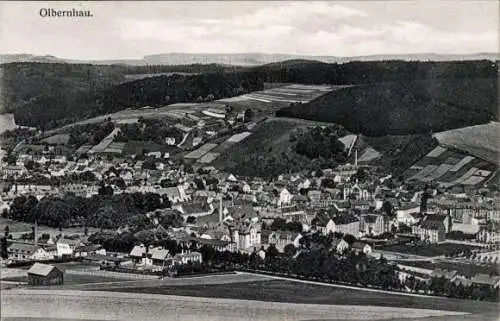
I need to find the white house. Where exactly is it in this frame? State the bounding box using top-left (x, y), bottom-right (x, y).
top-left (396, 203), bottom-right (421, 225)
top-left (278, 188), bottom-right (292, 207)
top-left (351, 241), bottom-right (372, 255)
top-left (56, 243), bottom-right (74, 257)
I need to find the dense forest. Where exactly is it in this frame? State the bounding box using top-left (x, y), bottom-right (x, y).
top-left (276, 77), bottom-right (498, 136)
top-left (2, 59), bottom-right (497, 131)
top-left (7, 70), bottom-right (263, 129)
top-left (251, 59), bottom-right (497, 85)
top-left (4, 192), bottom-right (174, 229)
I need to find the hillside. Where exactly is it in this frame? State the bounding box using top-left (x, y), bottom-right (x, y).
top-left (276, 77), bottom-right (498, 136)
top-left (359, 134), bottom-right (438, 176)
top-left (6, 69), bottom-right (264, 129)
top-left (433, 122), bottom-right (500, 164)
top-left (2, 60), bottom-right (497, 131)
top-left (213, 118), bottom-right (347, 178)
top-left (0, 63), bottom-right (127, 114)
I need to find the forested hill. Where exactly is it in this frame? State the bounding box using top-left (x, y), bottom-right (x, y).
top-left (273, 60), bottom-right (498, 136)
top-left (276, 76), bottom-right (498, 136)
top-left (253, 59), bottom-right (497, 85)
top-left (0, 62), bottom-right (245, 114)
top-left (9, 70), bottom-right (264, 129)
top-left (2, 59), bottom-right (497, 130)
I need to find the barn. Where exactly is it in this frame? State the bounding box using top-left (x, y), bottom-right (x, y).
top-left (27, 263), bottom-right (64, 286)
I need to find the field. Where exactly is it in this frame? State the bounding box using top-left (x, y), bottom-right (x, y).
top-left (47, 102), bottom-right (224, 134)
top-left (212, 118), bottom-right (306, 169)
top-left (2, 272), bottom-right (498, 320)
top-left (433, 122), bottom-right (500, 165)
top-left (0, 218), bottom-right (34, 233)
top-left (217, 84), bottom-right (342, 114)
top-left (88, 128), bottom-right (121, 153)
top-left (1, 288), bottom-right (475, 321)
top-left (404, 143), bottom-right (498, 187)
top-left (376, 243), bottom-right (481, 257)
top-left (184, 143), bottom-right (218, 160)
top-left (97, 277), bottom-right (497, 320)
top-left (41, 133), bottom-right (70, 145)
top-left (122, 140), bottom-right (179, 155)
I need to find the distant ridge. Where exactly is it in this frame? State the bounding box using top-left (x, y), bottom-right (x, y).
top-left (1, 52), bottom-right (498, 66)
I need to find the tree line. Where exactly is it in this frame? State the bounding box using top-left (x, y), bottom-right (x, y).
top-left (4, 192), bottom-right (173, 229)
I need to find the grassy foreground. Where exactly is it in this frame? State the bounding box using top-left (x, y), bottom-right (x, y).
top-left (103, 279), bottom-right (497, 315)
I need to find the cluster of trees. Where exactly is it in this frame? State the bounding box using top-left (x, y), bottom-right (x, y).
top-left (294, 126), bottom-right (347, 160)
top-left (88, 231), bottom-right (183, 253)
top-left (445, 231), bottom-right (476, 241)
top-left (265, 218), bottom-right (303, 233)
top-left (67, 120), bottom-right (115, 147)
top-left (114, 118), bottom-right (184, 145)
top-left (1, 226), bottom-right (12, 259)
top-left (5, 192), bottom-right (172, 229)
top-left (404, 275), bottom-right (498, 301)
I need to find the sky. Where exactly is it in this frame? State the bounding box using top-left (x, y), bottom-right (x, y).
top-left (0, 1), bottom-right (498, 59)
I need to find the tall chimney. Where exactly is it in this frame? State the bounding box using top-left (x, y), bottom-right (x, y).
top-left (355, 149), bottom-right (358, 168)
top-left (34, 219), bottom-right (38, 246)
top-left (219, 196), bottom-right (223, 223)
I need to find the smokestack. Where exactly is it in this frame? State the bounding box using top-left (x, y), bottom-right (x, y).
top-left (355, 149), bottom-right (358, 168)
top-left (34, 219), bottom-right (38, 246)
top-left (219, 196), bottom-right (223, 223)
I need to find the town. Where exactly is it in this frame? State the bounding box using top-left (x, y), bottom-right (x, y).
top-left (0, 93), bottom-right (498, 303)
top-left (1, 1), bottom-right (499, 318)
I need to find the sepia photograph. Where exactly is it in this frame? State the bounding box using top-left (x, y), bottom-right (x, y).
top-left (0, 1), bottom-right (498, 320)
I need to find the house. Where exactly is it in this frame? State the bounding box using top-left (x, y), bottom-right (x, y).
top-left (360, 214), bottom-right (389, 236)
top-left (471, 274), bottom-right (500, 287)
top-left (56, 242), bottom-right (74, 258)
top-left (225, 204), bottom-right (257, 221)
top-left (412, 219), bottom-right (446, 243)
top-left (60, 184), bottom-right (94, 198)
top-left (196, 238), bottom-right (234, 252)
top-left (396, 203), bottom-right (421, 225)
top-left (476, 222), bottom-right (500, 244)
top-left (312, 209), bottom-right (337, 235)
top-left (343, 182), bottom-right (371, 200)
top-left (2, 164), bottom-right (27, 177)
top-left (27, 263), bottom-right (64, 286)
top-left (281, 206), bottom-right (307, 224)
top-left (268, 231), bottom-right (302, 251)
top-left (278, 188), bottom-right (292, 207)
top-left (430, 268), bottom-right (459, 282)
top-left (331, 237), bottom-right (349, 254)
top-left (332, 214), bottom-right (361, 236)
top-left (129, 244), bottom-right (147, 263)
top-left (175, 202), bottom-right (214, 219)
top-left (235, 221), bottom-right (262, 250)
top-left (307, 190), bottom-right (322, 204)
top-left (7, 243), bottom-right (53, 262)
top-left (150, 246), bottom-right (170, 266)
top-left (351, 241), bottom-right (372, 255)
top-left (157, 186), bottom-right (189, 203)
top-left (173, 251), bottom-right (203, 265)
